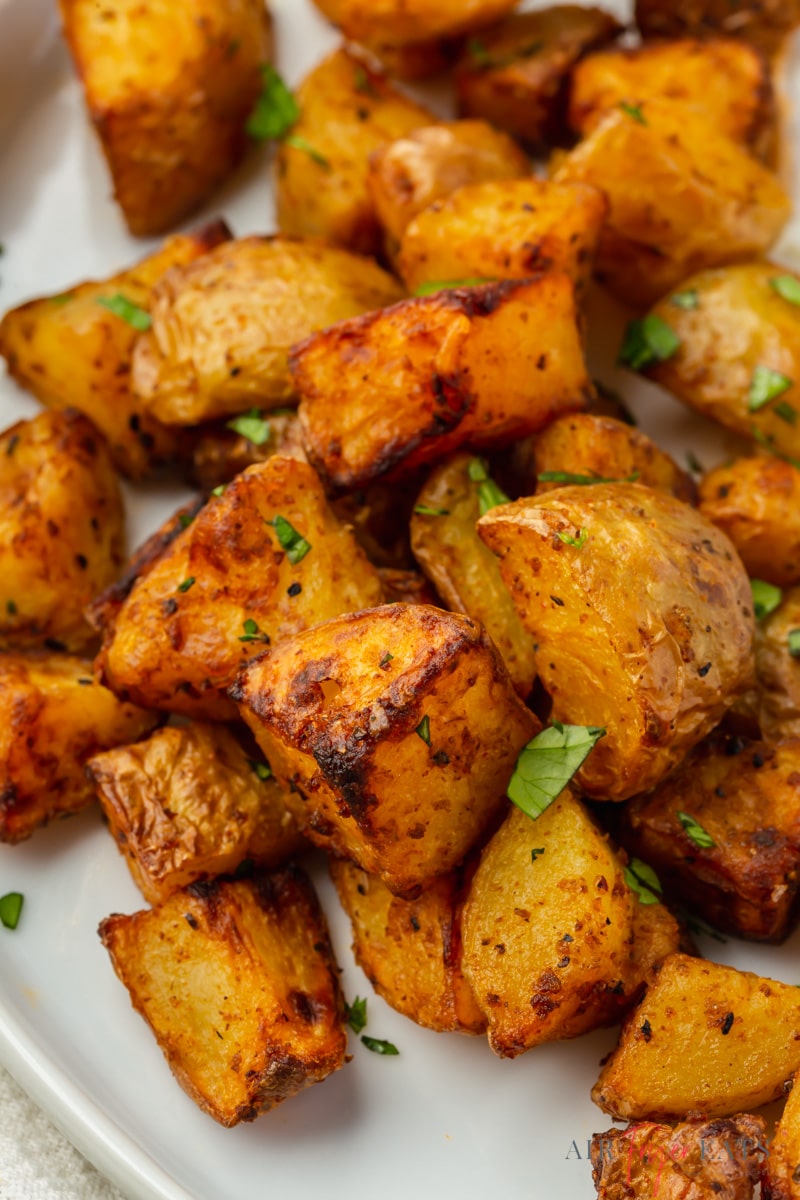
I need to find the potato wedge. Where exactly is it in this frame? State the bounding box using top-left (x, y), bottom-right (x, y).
top-left (232, 603), bottom-right (538, 896)
top-left (764, 1073), bottom-right (800, 1199)
top-left (748, 587), bottom-right (800, 742)
top-left (310, 0), bottom-right (519, 47)
top-left (635, 0), bottom-right (800, 59)
top-left (699, 456), bottom-right (800, 587)
top-left (592, 953), bottom-right (800, 1120)
top-left (59, 0), bottom-right (272, 235)
top-left (133, 236), bottom-right (404, 427)
top-left (189, 410), bottom-right (306, 494)
top-left (478, 484), bottom-right (755, 800)
top-left (99, 869), bottom-right (346, 1126)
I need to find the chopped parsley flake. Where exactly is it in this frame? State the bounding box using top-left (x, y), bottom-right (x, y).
top-left (269, 515), bottom-right (311, 564)
top-left (177, 577), bottom-right (196, 593)
top-left (671, 290), bottom-right (699, 310)
top-left (619, 101), bottom-right (646, 124)
top-left (677, 811), bottom-right (715, 849)
top-left (770, 275), bottom-right (800, 306)
top-left (96, 294), bottom-right (151, 331)
top-left (239, 618), bottom-right (270, 645)
top-left (0, 892), bottom-right (23, 930)
top-left (248, 759), bottom-right (273, 781)
top-left (226, 409), bottom-right (271, 446)
top-left (624, 858), bottom-right (662, 906)
top-left (788, 628), bottom-right (800, 658)
top-left (361, 1035), bottom-right (399, 1056)
top-left (619, 315), bottom-right (680, 371)
top-left (751, 578), bottom-right (782, 621)
top-left (415, 715), bottom-right (431, 746)
top-left (414, 504), bottom-right (450, 516)
top-left (246, 65), bottom-right (299, 141)
top-left (414, 277), bottom-right (493, 296)
top-left (344, 996), bottom-right (368, 1034)
top-left (748, 365), bottom-right (793, 412)
top-left (285, 135), bottom-right (330, 168)
top-left (556, 527), bottom-right (588, 548)
top-left (468, 457), bottom-right (510, 516)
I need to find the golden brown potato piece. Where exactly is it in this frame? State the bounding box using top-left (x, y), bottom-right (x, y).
top-left (352, 37), bottom-right (458, 81)
top-left (311, 0), bottom-right (519, 46)
top-left (593, 953), bottom-right (800, 1120)
top-left (232, 603), bottom-right (538, 896)
top-left (621, 734), bottom-right (800, 942)
top-left (275, 49), bottom-right (433, 257)
top-left (569, 38), bottom-right (776, 163)
top-left (93, 456), bottom-right (385, 720)
top-left (375, 567), bottom-right (438, 606)
top-left (635, 0), bottom-right (800, 59)
top-left (295, 275), bottom-right (592, 494)
top-left (455, 6), bottom-right (622, 148)
top-left (747, 586), bottom-right (800, 742)
top-left (368, 121), bottom-right (530, 252)
top-left (397, 177), bottom-right (607, 295)
top-left (0, 410), bottom-right (124, 654)
top-left (461, 797), bottom-right (680, 1057)
top-left (87, 723), bottom-right (304, 905)
top-left (410, 453), bottom-right (537, 696)
top-left (644, 264), bottom-right (800, 465)
top-left (133, 236), bottom-right (404, 427)
top-left (0, 222), bottom-right (228, 478)
top-left (553, 103), bottom-right (791, 307)
top-left (189, 410), bottom-right (306, 494)
top-left (59, 0), bottom-right (272, 236)
top-left (591, 1116), bottom-right (768, 1200)
top-left (0, 652), bottom-right (158, 844)
top-left (99, 869), bottom-right (346, 1126)
top-left (764, 1073), bottom-right (800, 1199)
top-left (699, 456), bottom-right (800, 587)
top-left (330, 858), bottom-right (485, 1034)
top-left (478, 484), bottom-right (755, 801)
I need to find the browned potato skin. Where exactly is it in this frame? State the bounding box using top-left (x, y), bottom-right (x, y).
top-left (275, 49), bottom-right (433, 257)
top-left (59, 1), bottom-right (272, 236)
top-left (330, 858), bottom-right (486, 1034)
top-left (87, 724), bottom-right (305, 905)
top-left (133, 236), bottom-right (405, 427)
top-left (311, 0), bottom-right (519, 46)
top-left (749, 587), bottom-right (800, 742)
top-left (99, 869), bottom-right (346, 1126)
top-left (455, 6), bottom-right (622, 149)
top-left (351, 36), bottom-right (460, 81)
top-left (553, 103), bottom-right (791, 307)
top-left (0, 410), bottom-right (125, 653)
top-left (397, 178), bottom-right (607, 295)
top-left (699, 457), bottom-right (800, 587)
top-left (0, 223), bottom-right (228, 478)
top-left (592, 953), bottom-right (800, 1120)
top-left (635, 0), bottom-right (800, 58)
top-left (294, 276), bottom-right (593, 494)
top-left (410, 453), bottom-right (537, 697)
top-left (647, 265), bottom-right (800, 465)
top-left (478, 484), bottom-right (755, 801)
top-left (232, 604), bottom-right (538, 896)
top-left (376, 567), bottom-right (438, 606)
top-left (189, 411), bottom-right (306, 494)
top-left (94, 457), bottom-right (385, 720)
top-left (764, 1074), bottom-right (800, 1199)
top-left (0, 652), bottom-right (158, 844)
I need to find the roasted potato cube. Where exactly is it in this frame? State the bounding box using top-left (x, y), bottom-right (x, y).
top-left (0, 410), bottom-right (124, 653)
top-left (410, 453), bottom-right (537, 696)
top-left (764, 1072), bottom-right (800, 1199)
top-left (351, 37), bottom-right (458, 81)
top-left (99, 869), bottom-right (346, 1126)
top-left (635, 0), bottom-right (800, 59)
top-left (478, 484), bottom-right (755, 800)
top-left (133, 236), bottom-right (404, 427)
top-left (553, 103), bottom-right (790, 307)
top-left (0, 222), bottom-right (228, 478)
top-left (330, 858), bottom-right (485, 1034)
top-left (310, 0), bottom-right (519, 47)
top-left (461, 797), bottom-right (680, 1057)
top-left (59, 0), bottom-right (272, 236)
top-left (87, 723), bottom-right (304, 905)
top-left (455, 6), bottom-right (622, 149)
top-left (189, 410), bottom-right (306, 494)
top-left (592, 953), bottom-right (800, 1120)
top-left (397, 178), bottom-right (607, 295)
top-left (643, 265), bottom-right (800, 465)
top-left (0, 652), bottom-right (158, 844)
top-left (295, 276), bottom-right (592, 494)
top-left (93, 456), bottom-right (385, 720)
top-left (699, 456), bottom-right (800, 587)
top-left (275, 49), bottom-right (433, 257)
top-left (747, 586), bottom-right (800, 742)
top-left (232, 603), bottom-right (538, 896)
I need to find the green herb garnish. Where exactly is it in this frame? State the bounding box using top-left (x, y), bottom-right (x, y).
top-left (414, 277), bottom-right (492, 297)
top-left (619, 315), bottom-right (680, 371)
top-left (248, 759), bottom-right (273, 781)
top-left (96, 294), bottom-right (151, 331)
top-left (361, 1035), bottom-right (399, 1056)
top-left (685, 450), bottom-right (703, 475)
top-left (285, 135), bottom-right (330, 168)
top-left (507, 723), bottom-right (606, 821)
top-left (770, 275), bottom-right (800, 306)
top-left (677, 811), bottom-right (715, 849)
top-left (619, 101), bottom-right (646, 125)
top-left (239, 618), bottom-right (270, 644)
top-left (211, 485), bottom-right (226, 497)
top-left (751, 578), bottom-right (782, 621)
top-left (177, 577), bottom-right (196, 593)
top-left (624, 859), bottom-right (662, 906)
top-left (269, 515), bottom-right (311, 564)
top-left (775, 400), bottom-right (798, 425)
top-left (344, 996), bottom-right (368, 1034)
top-left (531, 847), bottom-right (545, 862)
top-left (226, 409), bottom-right (271, 446)
top-left (788, 628), bottom-right (800, 658)
top-left (748, 365), bottom-right (793, 412)
top-left (415, 715), bottom-right (431, 746)
top-left (556, 528), bottom-right (588, 548)
top-left (414, 504), bottom-right (450, 516)
top-left (468, 457), bottom-right (510, 516)
top-left (178, 513), bottom-right (194, 530)
top-left (467, 37), bottom-right (491, 65)
top-left (246, 65), bottom-right (299, 141)
top-left (536, 470), bottom-right (640, 486)
top-left (0, 892), bottom-right (23, 930)
top-left (671, 290), bottom-right (699, 311)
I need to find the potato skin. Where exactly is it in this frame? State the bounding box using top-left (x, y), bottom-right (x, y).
top-left (478, 484), bottom-right (755, 800)
top-left (310, 0), bottom-right (519, 46)
top-left (635, 0), bottom-right (800, 58)
top-left (87, 723), bottom-right (305, 904)
top-left (189, 411), bottom-right (307, 494)
top-left (0, 410), bottom-right (125, 653)
top-left (0, 652), bottom-right (158, 844)
top-left (99, 869), bottom-right (346, 1126)
top-left (59, 0), bottom-right (272, 236)
top-left (133, 236), bottom-right (404, 427)
top-left (231, 603), bottom-right (538, 896)
top-left (764, 1072), bottom-right (800, 1200)
top-left (699, 456), bottom-right (800, 587)
top-left (295, 276), bottom-right (593, 494)
top-left (749, 587), bottom-right (800, 742)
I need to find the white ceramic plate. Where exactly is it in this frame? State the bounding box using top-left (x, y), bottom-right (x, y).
top-left (3, 3), bottom-right (800, 1198)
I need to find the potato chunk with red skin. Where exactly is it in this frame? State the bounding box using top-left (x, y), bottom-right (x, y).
top-left (478, 484), bottom-right (755, 801)
top-left (231, 603), bottom-right (538, 896)
top-left (99, 869), bottom-right (346, 1127)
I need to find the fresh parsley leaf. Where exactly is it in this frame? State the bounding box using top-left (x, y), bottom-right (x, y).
top-left (211, 485), bottom-right (226, 497)
top-left (0, 892), bottom-right (23, 930)
top-left (226, 408), bottom-right (271, 446)
top-left (415, 715), bottom-right (431, 746)
top-left (246, 65), bottom-right (299, 141)
top-left (788, 628), bottom-right (800, 658)
top-left (178, 513), bottom-right (194, 530)
top-left (556, 527), bottom-right (588, 548)
top-left (770, 275), bottom-right (800, 306)
top-left (344, 996), bottom-right (368, 1034)
top-left (380, 651), bottom-right (394, 668)
top-left (751, 578), bottom-right (782, 621)
top-left (748, 365), bottom-right (793, 412)
top-left (624, 859), bottom-right (662, 906)
top-left (619, 315), bottom-right (680, 371)
top-left (269, 514), bottom-right (311, 564)
top-left (361, 1035), bottom-right (399, 1055)
top-left (248, 759), bottom-right (273, 781)
top-left (677, 811), bottom-right (715, 849)
top-left (414, 504), bottom-right (450, 516)
top-left (414, 277), bottom-right (492, 296)
top-left (468, 457), bottom-right (510, 516)
top-left (177, 577), bottom-right (196, 593)
top-left (96, 294), bottom-right (151, 331)
top-left (507, 723), bottom-right (606, 820)
top-left (671, 290), bottom-right (699, 310)
top-left (531, 847), bottom-right (545, 862)
top-left (285, 135), bottom-right (330, 168)
top-left (619, 101), bottom-right (646, 124)
top-left (239, 618), bottom-right (270, 644)
top-left (536, 470), bottom-right (640, 486)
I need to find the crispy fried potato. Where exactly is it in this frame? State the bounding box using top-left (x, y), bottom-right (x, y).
top-left (699, 456), bottom-right (800, 587)
top-left (478, 484), bottom-right (755, 800)
top-left (748, 587), bottom-right (800, 742)
top-left (189, 410), bottom-right (306, 494)
top-left (0, 652), bottom-right (158, 844)
top-left (397, 178), bottom-right (607, 295)
top-left (764, 1073), bottom-right (800, 1199)
top-left (410, 453), bottom-right (537, 696)
top-left (310, 0), bottom-right (519, 47)
top-left (93, 457), bottom-right (385, 720)
top-left (59, 0), bottom-right (272, 235)
top-left (99, 869), bottom-right (346, 1126)
top-left (0, 410), bottom-right (124, 653)
top-left (645, 264), bottom-right (800, 464)
top-left (635, 0), bottom-right (800, 58)
top-left (133, 236), bottom-right (404, 427)
top-left (232, 604), bottom-right (538, 896)
top-left (295, 276), bottom-right (592, 494)
top-left (553, 103), bottom-right (791, 307)
top-left (275, 49), bottom-right (433, 256)
top-left (592, 953), bottom-right (800, 1120)
top-left (455, 6), bottom-right (622, 148)
top-left (0, 222), bottom-right (228, 478)
top-left (87, 723), bottom-right (304, 904)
